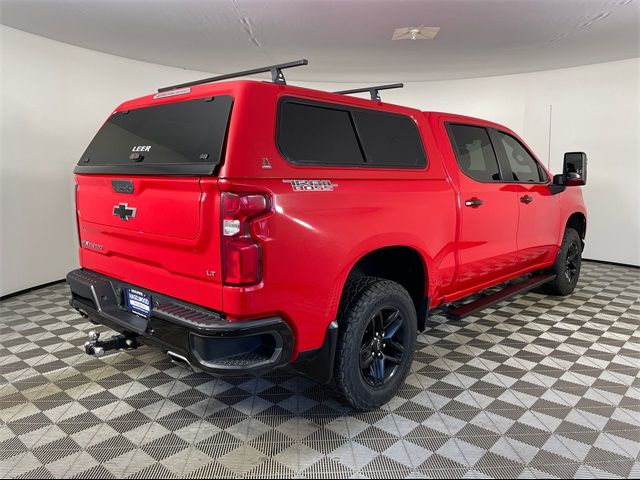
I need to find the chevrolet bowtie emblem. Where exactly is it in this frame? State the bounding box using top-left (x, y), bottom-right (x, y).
top-left (113, 203), bottom-right (137, 221)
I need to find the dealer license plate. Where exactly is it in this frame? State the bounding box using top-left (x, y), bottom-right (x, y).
top-left (125, 288), bottom-right (152, 318)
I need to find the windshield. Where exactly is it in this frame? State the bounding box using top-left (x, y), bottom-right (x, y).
top-left (75, 95), bottom-right (233, 175)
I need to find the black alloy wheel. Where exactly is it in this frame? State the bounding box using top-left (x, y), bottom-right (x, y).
top-left (359, 307), bottom-right (406, 387)
top-left (540, 228), bottom-right (582, 296)
top-left (332, 277), bottom-right (417, 410)
top-left (565, 241), bottom-right (580, 283)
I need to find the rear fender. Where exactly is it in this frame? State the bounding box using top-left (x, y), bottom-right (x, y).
top-left (327, 234), bottom-right (435, 323)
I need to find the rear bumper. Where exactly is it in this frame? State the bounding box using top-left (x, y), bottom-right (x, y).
top-left (66, 268), bottom-right (294, 375)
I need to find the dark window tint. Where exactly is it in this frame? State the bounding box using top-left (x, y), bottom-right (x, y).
top-left (277, 99), bottom-right (426, 168)
top-left (352, 110), bottom-right (425, 167)
top-left (449, 124), bottom-right (501, 182)
top-left (77, 95), bottom-right (233, 175)
top-left (277, 102), bottom-right (364, 165)
top-left (498, 132), bottom-right (544, 182)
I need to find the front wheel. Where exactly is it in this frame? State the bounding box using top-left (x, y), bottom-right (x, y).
top-left (541, 228), bottom-right (583, 296)
top-left (332, 278), bottom-right (417, 410)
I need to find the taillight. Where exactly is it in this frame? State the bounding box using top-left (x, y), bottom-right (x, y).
top-left (75, 183), bottom-right (81, 245)
top-left (221, 192), bottom-right (270, 286)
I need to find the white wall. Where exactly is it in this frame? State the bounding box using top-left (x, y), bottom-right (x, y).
top-left (0, 26), bottom-right (212, 296)
top-left (1, 25), bottom-right (638, 296)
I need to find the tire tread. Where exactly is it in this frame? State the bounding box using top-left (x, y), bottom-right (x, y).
top-left (541, 228), bottom-right (582, 296)
top-left (331, 277), bottom-right (416, 410)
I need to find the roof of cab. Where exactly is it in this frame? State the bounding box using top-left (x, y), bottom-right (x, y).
top-left (422, 110), bottom-right (515, 136)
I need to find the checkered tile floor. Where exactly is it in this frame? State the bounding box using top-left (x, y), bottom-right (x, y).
top-left (1, 261), bottom-right (639, 479)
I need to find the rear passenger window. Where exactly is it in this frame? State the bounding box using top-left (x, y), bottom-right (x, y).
top-left (277, 102), bottom-right (364, 165)
top-left (277, 98), bottom-right (426, 168)
top-left (448, 124), bottom-right (502, 182)
top-left (498, 132), bottom-right (544, 183)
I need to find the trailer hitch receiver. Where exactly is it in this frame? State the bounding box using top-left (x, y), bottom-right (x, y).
top-left (84, 330), bottom-right (139, 357)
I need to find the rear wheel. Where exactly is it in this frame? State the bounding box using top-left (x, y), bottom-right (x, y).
top-left (332, 278), bottom-right (417, 410)
top-left (541, 228), bottom-right (582, 296)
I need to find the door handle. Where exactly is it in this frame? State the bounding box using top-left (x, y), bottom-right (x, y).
top-left (464, 198), bottom-right (483, 208)
top-left (520, 195), bottom-right (534, 204)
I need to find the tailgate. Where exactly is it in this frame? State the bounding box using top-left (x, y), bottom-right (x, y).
top-left (76, 175), bottom-right (223, 311)
top-left (72, 95), bottom-right (233, 311)
top-left (79, 176), bottom-right (201, 239)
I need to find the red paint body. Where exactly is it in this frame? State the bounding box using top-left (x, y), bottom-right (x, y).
top-left (75, 80), bottom-right (586, 359)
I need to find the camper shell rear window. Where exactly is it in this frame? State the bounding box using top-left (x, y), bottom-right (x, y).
top-left (75, 95), bottom-right (233, 176)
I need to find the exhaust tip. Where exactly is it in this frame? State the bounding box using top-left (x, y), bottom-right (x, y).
top-left (168, 351), bottom-right (194, 371)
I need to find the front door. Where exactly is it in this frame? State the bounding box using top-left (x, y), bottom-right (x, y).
top-left (492, 130), bottom-right (561, 269)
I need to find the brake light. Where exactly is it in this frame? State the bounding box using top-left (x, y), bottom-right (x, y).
top-left (75, 183), bottom-right (82, 245)
top-left (221, 192), bottom-right (270, 286)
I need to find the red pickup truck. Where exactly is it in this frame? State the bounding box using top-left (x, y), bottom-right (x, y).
top-left (68, 61), bottom-right (587, 409)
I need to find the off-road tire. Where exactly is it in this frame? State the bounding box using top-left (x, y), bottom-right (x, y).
top-left (332, 277), bottom-right (417, 410)
top-left (540, 228), bottom-right (582, 296)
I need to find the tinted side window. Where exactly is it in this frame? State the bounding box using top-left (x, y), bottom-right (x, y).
top-left (277, 102), bottom-right (364, 165)
top-left (449, 124), bottom-right (501, 182)
top-left (498, 132), bottom-right (544, 182)
top-left (352, 110), bottom-right (426, 167)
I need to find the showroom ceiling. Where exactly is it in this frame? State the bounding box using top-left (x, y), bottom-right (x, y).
top-left (1, 0), bottom-right (638, 82)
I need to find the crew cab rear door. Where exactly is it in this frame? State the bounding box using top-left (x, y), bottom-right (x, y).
top-left (74, 95), bottom-right (233, 311)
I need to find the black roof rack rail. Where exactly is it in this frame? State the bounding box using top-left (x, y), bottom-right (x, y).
top-left (335, 83), bottom-right (404, 101)
top-left (158, 59), bottom-right (309, 93)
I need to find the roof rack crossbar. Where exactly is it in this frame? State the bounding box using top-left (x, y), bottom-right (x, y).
top-left (158, 59), bottom-right (309, 93)
top-left (335, 83), bottom-right (404, 101)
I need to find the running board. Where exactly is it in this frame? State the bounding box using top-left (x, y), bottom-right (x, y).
top-left (444, 273), bottom-right (556, 320)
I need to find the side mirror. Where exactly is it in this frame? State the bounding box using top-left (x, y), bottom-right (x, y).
top-left (563, 152), bottom-right (587, 186)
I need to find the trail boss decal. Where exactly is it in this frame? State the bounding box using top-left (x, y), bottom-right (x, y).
top-left (283, 180), bottom-right (338, 192)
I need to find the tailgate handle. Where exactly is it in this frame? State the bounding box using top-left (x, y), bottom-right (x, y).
top-left (112, 179), bottom-right (134, 194)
